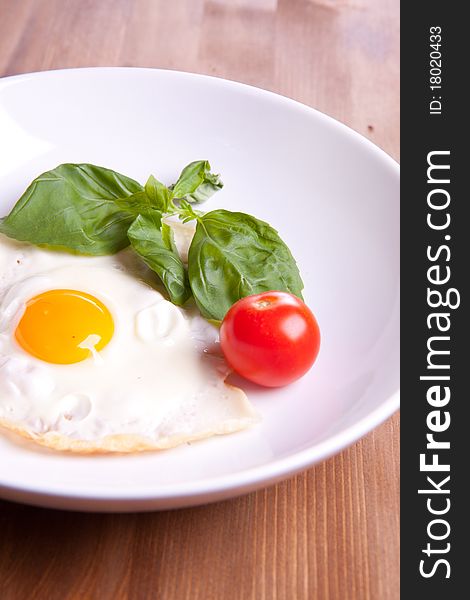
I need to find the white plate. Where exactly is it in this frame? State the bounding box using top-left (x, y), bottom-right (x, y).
top-left (0, 68), bottom-right (399, 511)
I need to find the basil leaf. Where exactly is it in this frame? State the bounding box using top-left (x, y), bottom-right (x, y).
top-left (188, 209), bottom-right (304, 320)
top-left (144, 175), bottom-right (172, 212)
top-left (171, 160), bottom-right (223, 204)
top-left (0, 163), bottom-right (145, 255)
top-left (115, 191), bottom-right (163, 217)
top-left (128, 214), bottom-right (191, 306)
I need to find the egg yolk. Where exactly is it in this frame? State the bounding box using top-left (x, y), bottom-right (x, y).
top-left (15, 289), bottom-right (114, 364)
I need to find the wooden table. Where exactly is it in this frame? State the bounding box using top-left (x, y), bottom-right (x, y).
top-left (0, 1), bottom-right (399, 598)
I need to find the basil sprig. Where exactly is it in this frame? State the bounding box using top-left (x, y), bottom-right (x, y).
top-left (0, 163), bottom-right (145, 254)
top-left (0, 160), bottom-right (304, 320)
top-left (188, 210), bottom-right (303, 320)
top-left (171, 160), bottom-right (223, 204)
top-left (128, 214), bottom-right (191, 306)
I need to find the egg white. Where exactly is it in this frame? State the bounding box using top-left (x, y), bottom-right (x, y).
top-left (0, 234), bottom-right (258, 453)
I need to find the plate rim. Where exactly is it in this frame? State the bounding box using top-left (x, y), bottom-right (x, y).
top-left (0, 393), bottom-right (399, 508)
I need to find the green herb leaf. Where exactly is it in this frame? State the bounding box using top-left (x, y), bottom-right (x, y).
top-left (177, 199), bottom-right (204, 223)
top-left (128, 214), bottom-right (191, 306)
top-left (114, 191), bottom-right (162, 217)
top-left (171, 160), bottom-right (223, 204)
top-left (144, 175), bottom-right (173, 213)
top-left (188, 209), bottom-right (304, 320)
top-left (0, 163), bottom-right (145, 255)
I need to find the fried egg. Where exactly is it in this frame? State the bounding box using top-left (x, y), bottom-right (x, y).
top-left (0, 233), bottom-right (258, 453)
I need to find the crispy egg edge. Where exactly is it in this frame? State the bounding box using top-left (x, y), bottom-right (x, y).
top-left (0, 382), bottom-right (259, 454)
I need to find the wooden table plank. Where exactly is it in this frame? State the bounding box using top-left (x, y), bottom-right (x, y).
top-left (0, 1), bottom-right (400, 598)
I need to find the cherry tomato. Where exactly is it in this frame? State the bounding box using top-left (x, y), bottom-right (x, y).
top-left (220, 291), bottom-right (320, 387)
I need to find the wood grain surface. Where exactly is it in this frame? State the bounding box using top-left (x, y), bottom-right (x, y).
top-left (0, 1), bottom-right (400, 599)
